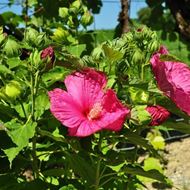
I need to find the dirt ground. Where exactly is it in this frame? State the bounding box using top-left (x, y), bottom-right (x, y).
top-left (165, 137), bottom-right (190, 190)
top-left (146, 137), bottom-right (190, 190)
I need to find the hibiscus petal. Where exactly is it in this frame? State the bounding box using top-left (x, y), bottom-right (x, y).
top-left (151, 46), bottom-right (190, 116)
top-left (68, 120), bottom-right (102, 137)
top-left (48, 88), bottom-right (85, 128)
top-left (96, 89), bottom-right (130, 131)
top-left (64, 69), bottom-right (107, 110)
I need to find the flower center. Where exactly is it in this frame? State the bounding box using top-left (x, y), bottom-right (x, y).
top-left (88, 102), bottom-right (102, 120)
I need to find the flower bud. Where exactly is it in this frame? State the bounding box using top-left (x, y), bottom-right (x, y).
top-left (147, 40), bottom-right (159, 53)
top-left (132, 49), bottom-right (144, 64)
top-left (146, 105), bottom-right (170, 126)
top-left (81, 11), bottom-right (93, 27)
top-left (59, 7), bottom-right (69, 19)
top-left (5, 80), bottom-right (22, 99)
top-left (69, 0), bottom-right (81, 14)
top-left (41, 46), bottom-right (55, 64)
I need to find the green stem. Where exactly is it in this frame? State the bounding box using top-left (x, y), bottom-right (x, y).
top-left (18, 99), bottom-right (27, 119)
top-left (30, 69), bottom-right (40, 178)
top-left (95, 158), bottom-right (101, 190)
top-left (32, 135), bottom-right (39, 178)
top-left (141, 64), bottom-right (144, 81)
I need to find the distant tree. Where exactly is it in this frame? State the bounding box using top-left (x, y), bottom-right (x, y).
top-left (166, 0), bottom-right (190, 40)
top-left (138, 0), bottom-right (190, 40)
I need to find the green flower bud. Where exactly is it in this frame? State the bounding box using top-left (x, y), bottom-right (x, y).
top-left (5, 80), bottom-right (22, 99)
top-left (81, 11), bottom-right (93, 27)
top-left (70, 0), bottom-right (81, 14)
top-left (147, 40), bottom-right (160, 53)
top-left (130, 105), bottom-right (151, 126)
top-left (132, 49), bottom-right (144, 64)
top-left (59, 7), bottom-right (69, 18)
top-left (129, 87), bottom-right (149, 104)
top-left (52, 27), bottom-right (69, 42)
top-left (67, 16), bottom-right (75, 28)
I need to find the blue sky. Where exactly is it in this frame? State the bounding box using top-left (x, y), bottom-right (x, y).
top-left (0, 0), bottom-right (147, 29)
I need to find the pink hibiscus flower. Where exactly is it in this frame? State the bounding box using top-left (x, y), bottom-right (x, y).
top-left (146, 105), bottom-right (170, 126)
top-left (150, 46), bottom-right (190, 116)
top-left (48, 68), bottom-right (130, 137)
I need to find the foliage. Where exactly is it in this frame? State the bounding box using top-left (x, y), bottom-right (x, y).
top-left (0, 24), bottom-right (189, 189)
top-left (0, 1), bottom-right (190, 189)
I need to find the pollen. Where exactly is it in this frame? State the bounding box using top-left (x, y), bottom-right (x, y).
top-left (88, 102), bottom-right (102, 120)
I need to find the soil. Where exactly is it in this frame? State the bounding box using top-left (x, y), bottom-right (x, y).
top-left (145, 137), bottom-right (190, 190)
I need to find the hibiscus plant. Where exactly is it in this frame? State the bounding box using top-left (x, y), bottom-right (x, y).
top-left (0, 25), bottom-right (190, 190)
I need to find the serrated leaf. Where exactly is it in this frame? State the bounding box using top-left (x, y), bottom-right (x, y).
top-left (3, 146), bottom-right (22, 165)
top-left (34, 92), bottom-right (50, 119)
top-left (3, 119), bottom-right (37, 165)
top-left (67, 44), bottom-right (86, 57)
top-left (42, 66), bottom-right (70, 87)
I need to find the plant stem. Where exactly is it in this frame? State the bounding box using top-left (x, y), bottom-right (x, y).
top-left (32, 135), bottom-right (39, 178)
top-left (30, 69), bottom-right (40, 178)
top-left (95, 158), bottom-right (101, 190)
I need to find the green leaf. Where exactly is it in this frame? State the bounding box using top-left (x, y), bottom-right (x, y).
top-left (4, 38), bottom-right (20, 58)
top-left (38, 128), bottom-right (66, 143)
top-left (160, 54), bottom-right (181, 62)
top-left (147, 131), bottom-right (165, 150)
top-left (42, 168), bottom-right (65, 177)
top-left (124, 129), bottom-right (158, 156)
top-left (102, 44), bottom-right (124, 62)
top-left (3, 119), bottom-right (37, 165)
top-left (6, 57), bottom-right (22, 69)
top-left (0, 64), bottom-right (11, 74)
top-left (42, 66), bottom-right (70, 87)
top-left (66, 153), bottom-right (96, 185)
top-left (67, 44), bottom-right (86, 57)
top-left (34, 92), bottom-right (50, 119)
top-left (59, 184), bottom-right (77, 190)
top-left (3, 146), bottom-right (22, 166)
top-left (28, 0), bottom-right (37, 7)
top-left (123, 164), bottom-right (171, 185)
top-left (130, 105), bottom-right (151, 125)
top-left (162, 120), bottom-right (190, 134)
top-left (143, 157), bottom-right (163, 173)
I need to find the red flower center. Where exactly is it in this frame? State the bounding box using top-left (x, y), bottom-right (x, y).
top-left (87, 102), bottom-right (102, 120)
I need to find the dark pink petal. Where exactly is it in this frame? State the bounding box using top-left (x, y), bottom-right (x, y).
top-left (150, 46), bottom-right (190, 116)
top-left (146, 105), bottom-right (170, 126)
top-left (158, 46), bottom-right (169, 54)
top-left (49, 69), bottom-right (130, 137)
top-left (48, 88), bottom-right (85, 128)
top-left (68, 120), bottom-right (102, 137)
top-left (41, 46), bottom-right (55, 63)
top-left (96, 89), bottom-right (130, 131)
top-left (64, 68), bottom-right (107, 110)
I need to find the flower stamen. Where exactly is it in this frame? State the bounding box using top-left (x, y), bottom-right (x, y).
top-left (88, 102), bottom-right (102, 120)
